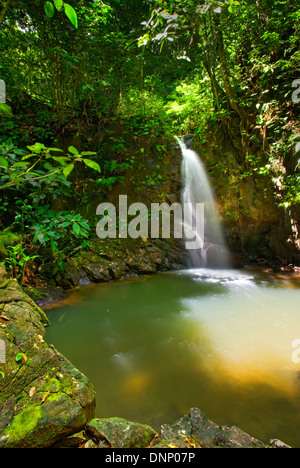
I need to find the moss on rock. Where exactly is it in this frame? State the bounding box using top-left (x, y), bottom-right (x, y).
top-left (0, 264), bottom-right (96, 448)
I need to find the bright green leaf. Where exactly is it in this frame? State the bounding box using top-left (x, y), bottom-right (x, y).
top-left (63, 163), bottom-right (74, 179)
top-left (50, 156), bottom-right (68, 166)
top-left (53, 0), bottom-right (63, 11)
top-left (83, 159), bottom-right (101, 172)
top-left (48, 147), bottom-right (64, 152)
top-left (27, 143), bottom-right (46, 154)
top-left (64, 3), bottom-right (78, 29)
top-left (15, 352), bottom-right (23, 362)
top-left (73, 222), bottom-right (81, 235)
top-left (12, 162), bottom-right (30, 168)
top-left (44, 1), bottom-right (55, 18)
top-left (80, 151), bottom-right (97, 156)
top-left (0, 156), bottom-right (8, 168)
top-left (68, 145), bottom-right (79, 155)
top-left (0, 103), bottom-right (13, 116)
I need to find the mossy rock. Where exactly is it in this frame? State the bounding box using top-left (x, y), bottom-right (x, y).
top-left (86, 417), bottom-right (158, 448)
top-left (0, 264), bottom-right (96, 448)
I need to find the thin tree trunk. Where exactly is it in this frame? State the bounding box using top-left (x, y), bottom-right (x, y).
top-left (0, 0), bottom-right (11, 25)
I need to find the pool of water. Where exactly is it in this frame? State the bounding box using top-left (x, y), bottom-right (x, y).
top-left (45, 268), bottom-right (300, 447)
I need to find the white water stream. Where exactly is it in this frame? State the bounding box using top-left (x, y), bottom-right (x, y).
top-left (179, 138), bottom-right (230, 267)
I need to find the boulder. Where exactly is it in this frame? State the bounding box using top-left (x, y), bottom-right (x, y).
top-left (86, 417), bottom-right (158, 448)
top-left (159, 408), bottom-right (266, 448)
top-left (0, 264), bottom-right (96, 448)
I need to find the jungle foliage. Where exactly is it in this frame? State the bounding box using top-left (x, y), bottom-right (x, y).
top-left (0, 0), bottom-right (299, 283)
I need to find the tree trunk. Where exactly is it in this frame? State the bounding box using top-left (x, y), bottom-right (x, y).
top-left (214, 15), bottom-right (250, 159)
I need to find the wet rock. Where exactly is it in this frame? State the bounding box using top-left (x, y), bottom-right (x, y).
top-left (86, 418), bottom-right (158, 448)
top-left (159, 408), bottom-right (266, 448)
top-left (83, 262), bottom-right (110, 282)
top-left (270, 439), bottom-right (292, 449)
top-left (61, 238), bottom-right (187, 288)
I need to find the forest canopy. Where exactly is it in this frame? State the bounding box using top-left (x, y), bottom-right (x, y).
top-left (0, 0), bottom-right (299, 283)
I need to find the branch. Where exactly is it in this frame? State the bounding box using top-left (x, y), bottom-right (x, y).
top-left (0, 0), bottom-right (11, 25)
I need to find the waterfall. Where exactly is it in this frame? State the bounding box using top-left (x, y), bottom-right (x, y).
top-left (179, 136), bottom-right (230, 268)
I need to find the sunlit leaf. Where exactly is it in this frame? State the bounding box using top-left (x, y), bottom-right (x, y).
top-left (53, 0), bottom-right (63, 11)
top-left (15, 352), bottom-right (23, 362)
top-left (83, 158), bottom-right (101, 172)
top-left (0, 103), bottom-right (13, 116)
top-left (64, 3), bottom-right (78, 29)
top-left (63, 163), bottom-right (75, 179)
top-left (68, 145), bottom-right (79, 155)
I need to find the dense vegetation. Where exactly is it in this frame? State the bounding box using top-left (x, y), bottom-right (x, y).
top-left (0, 0), bottom-right (299, 285)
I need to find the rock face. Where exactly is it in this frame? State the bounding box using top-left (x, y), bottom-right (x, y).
top-left (60, 238), bottom-right (188, 289)
top-left (196, 131), bottom-right (300, 267)
top-left (0, 264), bottom-right (96, 448)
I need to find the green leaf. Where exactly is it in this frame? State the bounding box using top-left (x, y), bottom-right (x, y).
top-left (68, 145), bottom-right (79, 155)
top-left (50, 156), bottom-right (68, 166)
top-left (27, 143), bottom-right (47, 154)
top-left (64, 3), bottom-right (78, 29)
top-left (80, 151), bottom-right (97, 156)
top-left (73, 222), bottom-right (81, 235)
top-left (0, 371), bottom-right (5, 379)
top-left (0, 103), bottom-right (13, 116)
top-left (12, 162), bottom-right (30, 168)
top-left (63, 163), bottom-right (74, 179)
top-left (83, 159), bottom-right (101, 172)
top-left (53, 0), bottom-right (63, 11)
top-left (0, 156), bottom-right (8, 168)
top-left (60, 221), bottom-right (71, 228)
top-left (48, 147), bottom-right (64, 152)
top-left (15, 352), bottom-right (23, 362)
top-left (44, 1), bottom-right (55, 18)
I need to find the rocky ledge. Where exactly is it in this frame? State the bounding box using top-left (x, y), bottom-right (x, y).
top-left (53, 237), bottom-right (189, 290)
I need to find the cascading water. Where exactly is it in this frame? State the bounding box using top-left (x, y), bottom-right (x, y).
top-left (179, 136), bottom-right (230, 268)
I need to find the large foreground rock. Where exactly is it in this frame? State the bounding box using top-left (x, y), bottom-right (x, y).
top-left (0, 265), bottom-right (96, 448)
